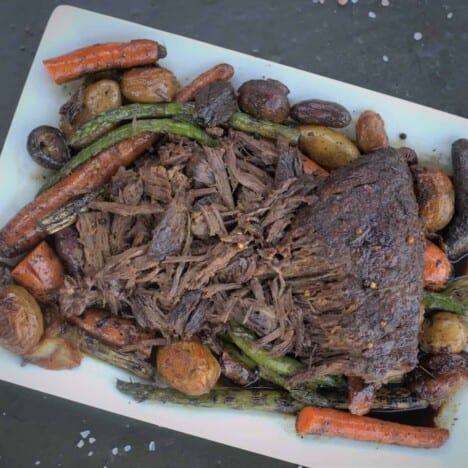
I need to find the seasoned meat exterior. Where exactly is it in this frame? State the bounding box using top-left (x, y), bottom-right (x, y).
top-left (288, 148), bottom-right (425, 384)
top-left (407, 352), bottom-right (468, 408)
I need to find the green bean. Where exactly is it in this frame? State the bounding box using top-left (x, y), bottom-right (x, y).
top-left (39, 119), bottom-right (217, 194)
top-left (116, 380), bottom-right (302, 414)
top-left (69, 103), bottom-right (195, 148)
top-left (228, 112), bottom-right (300, 144)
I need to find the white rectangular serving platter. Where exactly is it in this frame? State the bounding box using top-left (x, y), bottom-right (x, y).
top-left (0, 5), bottom-right (467, 467)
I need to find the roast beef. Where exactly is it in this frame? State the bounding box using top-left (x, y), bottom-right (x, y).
top-left (59, 134), bottom-right (424, 385)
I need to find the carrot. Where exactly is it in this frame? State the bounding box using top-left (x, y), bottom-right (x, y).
top-left (69, 308), bottom-right (153, 348)
top-left (12, 241), bottom-right (64, 302)
top-left (301, 155), bottom-right (329, 176)
top-left (43, 39), bottom-right (167, 84)
top-left (424, 240), bottom-right (452, 291)
top-left (0, 132), bottom-right (157, 258)
top-left (174, 63), bottom-right (234, 102)
top-left (296, 407), bottom-right (449, 449)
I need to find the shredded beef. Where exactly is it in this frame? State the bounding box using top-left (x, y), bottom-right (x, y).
top-left (59, 134), bottom-right (425, 385)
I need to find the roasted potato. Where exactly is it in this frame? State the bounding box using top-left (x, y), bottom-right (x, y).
top-left (290, 99), bottom-right (351, 128)
top-left (420, 312), bottom-right (467, 354)
top-left (61, 79), bottom-right (122, 147)
top-left (238, 79), bottom-right (290, 123)
top-left (157, 341), bottom-right (221, 395)
top-left (0, 285), bottom-right (44, 355)
top-left (121, 66), bottom-right (178, 103)
top-left (412, 166), bottom-right (455, 232)
top-left (355, 110), bottom-right (388, 154)
top-left (299, 125), bottom-right (360, 170)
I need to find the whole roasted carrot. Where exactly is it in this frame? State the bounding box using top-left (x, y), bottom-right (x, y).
top-left (296, 407), bottom-right (449, 449)
top-left (174, 63), bottom-right (234, 102)
top-left (0, 132), bottom-right (157, 258)
top-left (43, 39), bottom-right (167, 84)
top-left (69, 309), bottom-right (153, 348)
top-left (301, 156), bottom-right (328, 176)
top-left (423, 240), bottom-right (452, 291)
top-left (12, 241), bottom-right (64, 302)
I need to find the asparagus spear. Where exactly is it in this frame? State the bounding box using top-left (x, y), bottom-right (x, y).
top-left (228, 112), bottom-right (300, 144)
top-left (228, 323), bottom-right (346, 388)
top-left (69, 103), bottom-right (196, 148)
top-left (39, 119), bottom-right (217, 194)
top-left (80, 334), bottom-right (155, 381)
top-left (116, 380), bottom-right (302, 414)
top-left (423, 278), bottom-right (468, 315)
top-left (259, 366), bottom-right (330, 407)
top-left (38, 188), bottom-right (104, 235)
top-left (259, 366), bottom-right (427, 411)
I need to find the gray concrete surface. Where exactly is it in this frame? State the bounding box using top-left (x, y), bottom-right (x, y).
top-left (0, 1), bottom-right (467, 467)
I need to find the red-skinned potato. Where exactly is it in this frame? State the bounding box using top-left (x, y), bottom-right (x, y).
top-left (355, 110), bottom-right (388, 154)
top-left (238, 79), bottom-right (290, 123)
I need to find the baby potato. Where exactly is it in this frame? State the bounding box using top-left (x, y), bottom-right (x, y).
top-left (238, 79), bottom-right (290, 123)
top-left (411, 166), bottom-right (455, 232)
top-left (420, 312), bottom-right (467, 354)
top-left (121, 66), bottom-right (178, 103)
top-left (290, 99), bottom-right (351, 128)
top-left (62, 79), bottom-right (122, 148)
top-left (0, 285), bottom-right (44, 355)
top-left (80, 79), bottom-right (122, 121)
top-left (298, 125), bottom-right (360, 170)
top-left (157, 341), bottom-right (221, 396)
top-left (355, 110), bottom-right (388, 154)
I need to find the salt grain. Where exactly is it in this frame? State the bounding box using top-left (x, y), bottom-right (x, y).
top-left (89, 437), bottom-right (96, 444)
top-left (76, 440), bottom-right (85, 449)
top-left (80, 430), bottom-right (90, 439)
top-left (368, 11), bottom-right (376, 19)
top-left (382, 55), bottom-right (389, 62)
top-left (34, 462), bottom-right (40, 466)
top-left (88, 451), bottom-right (93, 457)
top-left (413, 32), bottom-right (423, 41)
top-left (148, 441), bottom-right (156, 452)
top-left (447, 12), bottom-right (453, 19)
top-left (381, 0), bottom-right (390, 6)
top-left (124, 445), bottom-right (132, 453)
top-left (337, 0), bottom-right (348, 6)
top-left (351, 0), bottom-right (358, 3)
top-left (112, 447), bottom-right (118, 455)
